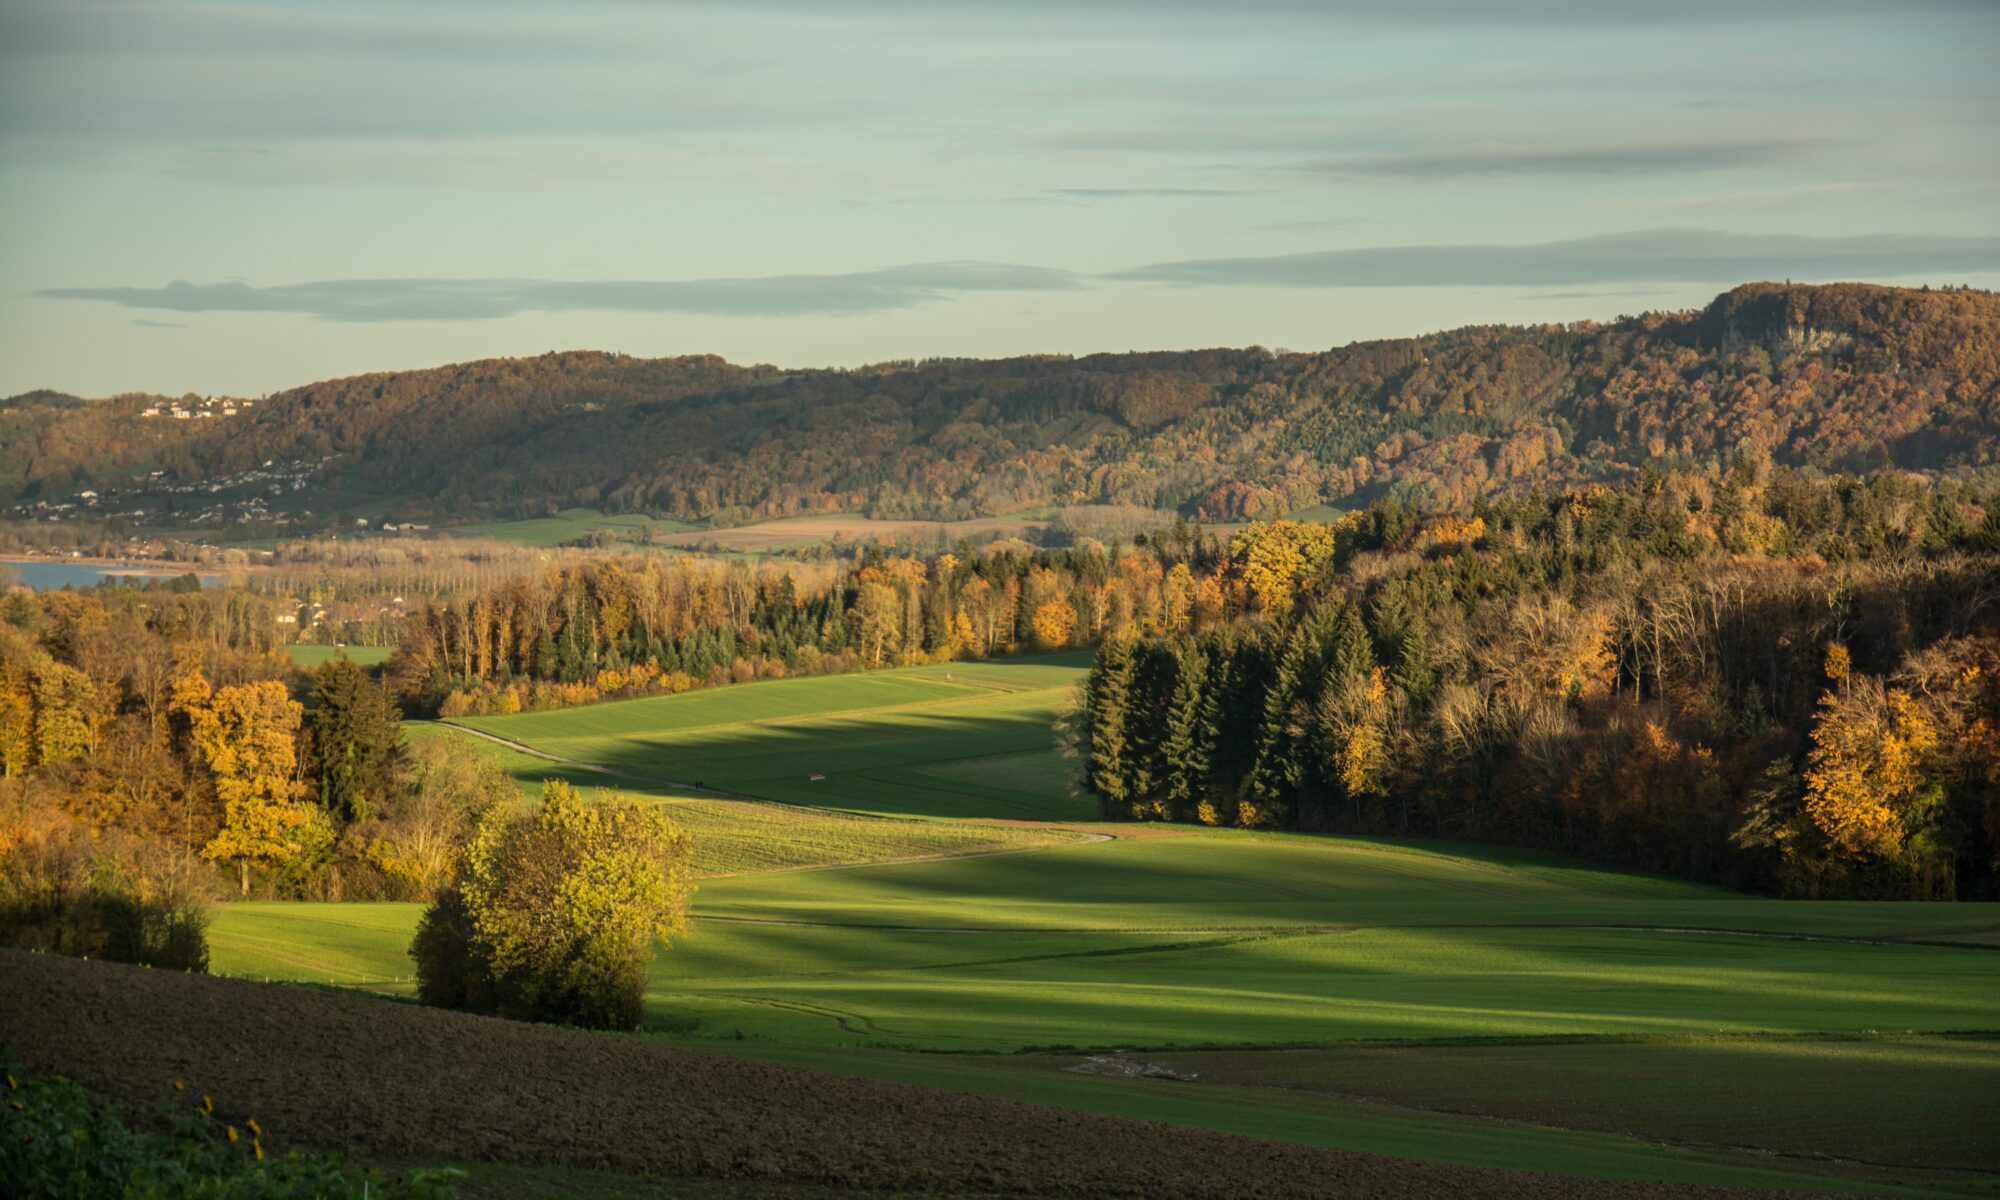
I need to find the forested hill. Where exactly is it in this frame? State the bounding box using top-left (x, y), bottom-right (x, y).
top-left (9, 282), bottom-right (1997, 526)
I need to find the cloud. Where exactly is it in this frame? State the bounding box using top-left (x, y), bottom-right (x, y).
top-left (42, 230), bottom-right (2000, 331)
top-left (628, 0), bottom-right (1998, 25)
top-left (39, 263), bottom-right (1084, 322)
top-left (1652, 181), bottom-right (1887, 211)
top-left (1254, 217), bottom-right (1373, 232)
top-left (1043, 187), bottom-right (1252, 199)
top-left (1110, 229), bottom-right (2000, 288)
top-left (1300, 139), bottom-right (1830, 180)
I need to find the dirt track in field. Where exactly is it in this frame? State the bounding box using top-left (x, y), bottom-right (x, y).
top-left (1, 952), bottom-right (1829, 1200)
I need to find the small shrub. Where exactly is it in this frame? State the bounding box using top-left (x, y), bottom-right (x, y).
top-left (410, 779), bottom-right (691, 1030)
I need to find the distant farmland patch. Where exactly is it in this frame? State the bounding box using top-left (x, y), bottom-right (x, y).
top-left (657, 513), bottom-right (1047, 553)
top-left (445, 507), bottom-right (697, 546)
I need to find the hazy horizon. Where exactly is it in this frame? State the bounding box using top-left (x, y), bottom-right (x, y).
top-left (3, 1), bottom-right (1996, 397)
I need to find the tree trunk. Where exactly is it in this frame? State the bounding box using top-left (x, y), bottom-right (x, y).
top-left (239, 860), bottom-right (249, 898)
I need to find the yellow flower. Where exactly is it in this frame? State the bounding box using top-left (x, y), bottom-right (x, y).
top-left (8, 1100), bottom-right (22, 1111)
top-left (5, 1074), bottom-right (15, 1090)
top-left (201, 1095), bottom-right (214, 1114)
top-left (173, 1080), bottom-right (185, 1091)
top-left (253, 1139), bottom-right (264, 1162)
top-left (246, 1118), bottom-right (262, 1138)
top-left (226, 1125), bottom-right (239, 1143)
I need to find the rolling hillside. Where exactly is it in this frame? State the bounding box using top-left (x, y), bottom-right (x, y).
top-left (194, 660), bottom-right (2000, 1197)
top-left (7, 282), bottom-right (1997, 530)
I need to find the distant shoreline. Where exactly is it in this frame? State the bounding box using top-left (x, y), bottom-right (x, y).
top-left (0, 553), bottom-right (219, 575)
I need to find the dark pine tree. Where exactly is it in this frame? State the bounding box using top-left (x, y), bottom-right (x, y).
top-left (311, 656), bottom-right (406, 824)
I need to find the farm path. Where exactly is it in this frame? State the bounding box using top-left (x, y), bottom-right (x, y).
top-left (690, 912), bottom-right (1990, 948)
top-left (700, 830), bottom-right (1112, 879)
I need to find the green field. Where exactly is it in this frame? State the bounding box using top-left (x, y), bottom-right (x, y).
top-left (213, 654), bottom-right (2000, 1196)
top-left (407, 721), bottom-right (1084, 877)
top-left (1283, 502), bottom-right (1351, 523)
top-left (446, 508), bottom-right (698, 546)
top-left (450, 653), bottom-right (1097, 819)
top-left (286, 643), bottom-right (396, 668)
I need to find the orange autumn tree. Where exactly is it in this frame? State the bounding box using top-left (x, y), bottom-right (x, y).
top-left (1802, 677), bottom-right (1939, 864)
top-left (1031, 599), bottom-right (1077, 649)
top-left (177, 669), bottom-right (313, 896)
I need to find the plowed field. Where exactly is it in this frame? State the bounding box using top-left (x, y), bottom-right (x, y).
top-left (2, 952), bottom-right (1825, 1200)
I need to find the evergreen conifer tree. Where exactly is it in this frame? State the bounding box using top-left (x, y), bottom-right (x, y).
top-left (311, 656), bottom-right (405, 825)
top-left (1083, 637), bottom-right (1136, 815)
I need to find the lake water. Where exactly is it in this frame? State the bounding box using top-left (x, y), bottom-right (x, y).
top-left (0, 558), bottom-right (222, 591)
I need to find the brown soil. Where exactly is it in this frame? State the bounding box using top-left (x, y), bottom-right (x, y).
top-left (2, 951), bottom-right (1826, 1200)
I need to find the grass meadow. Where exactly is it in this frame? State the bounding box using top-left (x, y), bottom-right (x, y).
top-left (210, 653), bottom-right (2000, 1197)
top-left (443, 508), bottom-right (698, 546)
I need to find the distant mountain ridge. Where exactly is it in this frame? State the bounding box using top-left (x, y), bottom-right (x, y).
top-left (6, 282), bottom-right (1996, 528)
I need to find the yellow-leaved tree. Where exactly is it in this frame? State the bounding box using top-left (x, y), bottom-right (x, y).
top-left (179, 672), bottom-right (312, 896)
top-left (1031, 599), bottom-right (1077, 649)
top-left (1802, 678), bottom-right (1938, 862)
top-left (851, 582), bottom-right (902, 667)
top-left (1228, 521), bottom-right (1337, 612)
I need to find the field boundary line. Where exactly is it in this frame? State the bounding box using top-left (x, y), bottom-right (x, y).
top-left (684, 915), bottom-right (1999, 947)
top-left (700, 831), bottom-right (1109, 879)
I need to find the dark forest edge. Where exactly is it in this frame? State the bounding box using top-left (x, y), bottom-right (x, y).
top-left (1074, 460), bottom-right (2000, 901)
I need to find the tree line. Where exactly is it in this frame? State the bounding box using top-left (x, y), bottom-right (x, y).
top-left (385, 525), bottom-right (1273, 715)
top-left (0, 579), bottom-right (519, 973)
top-left (1075, 462), bottom-right (2000, 900)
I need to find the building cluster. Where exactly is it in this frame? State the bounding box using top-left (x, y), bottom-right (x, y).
top-left (8, 456), bottom-right (339, 529)
top-left (137, 394), bottom-right (262, 420)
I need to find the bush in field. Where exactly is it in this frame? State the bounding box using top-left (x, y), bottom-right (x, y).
top-left (412, 779), bottom-right (692, 1030)
top-left (0, 1064), bottom-right (460, 1199)
top-left (0, 831), bottom-right (212, 973)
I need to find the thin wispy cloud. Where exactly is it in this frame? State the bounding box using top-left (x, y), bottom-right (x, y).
top-left (1044, 187), bottom-right (1252, 199)
top-left (1652, 181), bottom-right (1887, 211)
top-left (1301, 139), bottom-right (1832, 180)
top-left (1254, 217), bottom-right (1373, 232)
top-left (40, 264), bottom-right (1083, 323)
top-left (1111, 229), bottom-right (2000, 288)
top-left (43, 230), bottom-right (2000, 329)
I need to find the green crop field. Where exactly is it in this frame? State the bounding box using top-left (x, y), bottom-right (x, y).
top-left (1283, 502), bottom-right (1351, 523)
top-left (450, 653), bottom-right (1097, 819)
top-left (444, 508), bottom-right (699, 546)
top-left (405, 722), bottom-right (1083, 876)
top-left (286, 643), bottom-right (396, 668)
top-left (212, 654), bottom-right (2000, 1197)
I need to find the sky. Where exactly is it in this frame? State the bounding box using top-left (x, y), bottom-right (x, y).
top-left (1, 0), bottom-right (1996, 398)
